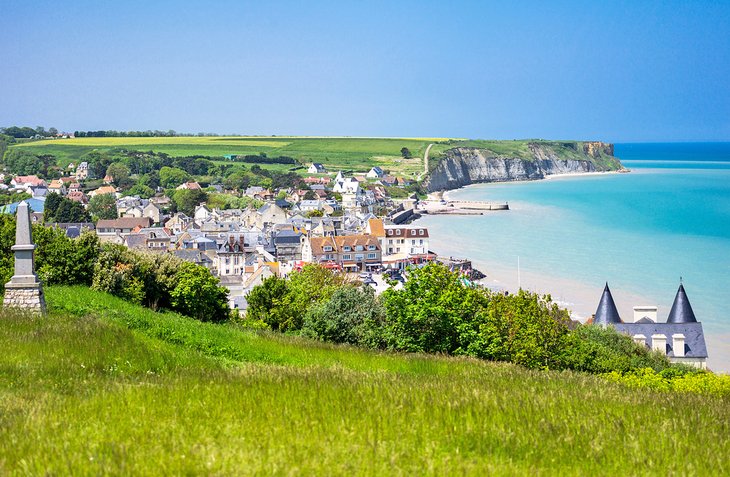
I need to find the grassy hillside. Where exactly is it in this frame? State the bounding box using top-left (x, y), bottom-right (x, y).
top-left (12, 137), bottom-right (449, 177)
top-left (10, 136), bottom-right (623, 179)
top-left (0, 286), bottom-right (727, 475)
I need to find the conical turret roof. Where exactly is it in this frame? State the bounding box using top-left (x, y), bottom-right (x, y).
top-left (594, 283), bottom-right (622, 324)
top-left (666, 283), bottom-right (697, 323)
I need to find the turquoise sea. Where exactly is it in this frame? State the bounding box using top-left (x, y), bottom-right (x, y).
top-left (418, 143), bottom-right (730, 372)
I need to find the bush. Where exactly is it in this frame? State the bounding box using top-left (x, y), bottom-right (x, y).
top-left (92, 244), bottom-right (228, 321)
top-left (302, 286), bottom-right (385, 347)
top-left (559, 325), bottom-right (671, 373)
top-left (170, 262), bottom-right (229, 323)
top-left (603, 368), bottom-right (730, 397)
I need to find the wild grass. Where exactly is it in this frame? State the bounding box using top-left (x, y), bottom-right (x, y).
top-left (0, 286), bottom-right (727, 475)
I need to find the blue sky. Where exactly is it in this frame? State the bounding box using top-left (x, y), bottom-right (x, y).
top-left (1, 0), bottom-right (729, 141)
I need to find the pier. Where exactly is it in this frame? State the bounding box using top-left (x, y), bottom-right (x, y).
top-left (418, 199), bottom-right (509, 216)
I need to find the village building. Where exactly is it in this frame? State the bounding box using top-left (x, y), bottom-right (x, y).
top-left (307, 163), bottom-right (326, 174)
top-left (366, 166), bottom-right (384, 178)
top-left (48, 180), bottom-right (67, 196)
top-left (593, 283), bottom-right (708, 369)
top-left (273, 230), bottom-right (303, 262)
top-left (96, 217), bottom-right (154, 242)
top-left (301, 234), bottom-right (381, 272)
top-left (176, 181), bottom-right (202, 190)
top-left (88, 185), bottom-right (118, 198)
top-left (75, 162), bottom-right (89, 180)
top-left (11, 175), bottom-right (47, 192)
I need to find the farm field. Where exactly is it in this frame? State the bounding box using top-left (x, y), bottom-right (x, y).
top-left (13, 136), bottom-right (454, 177)
top-left (0, 285), bottom-right (728, 475)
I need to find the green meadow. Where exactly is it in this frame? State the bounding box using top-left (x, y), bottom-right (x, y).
top-left (13, 137), bottom-right (448, 176)
top-left (0, 286), bottom-right (728, 475)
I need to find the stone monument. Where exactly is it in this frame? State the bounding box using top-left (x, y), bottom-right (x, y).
top-left (3, 201), bottom-right (46, 314)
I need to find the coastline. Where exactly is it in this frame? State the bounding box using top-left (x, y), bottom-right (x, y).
top-left (426, 170), bottom-right (632, 321)
top-left (417, 164), bottom-right (730, 372)
top-left (439, 169), bottom-right (625, 201)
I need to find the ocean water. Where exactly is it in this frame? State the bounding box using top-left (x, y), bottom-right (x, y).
top-left (418, 143), bottom-right (730, 372)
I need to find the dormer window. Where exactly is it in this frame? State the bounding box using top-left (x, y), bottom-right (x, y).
top-left (343, 246), bottom-right (352, 252)
top-left (368, 245), bottom-right (376, 250)
top-left (396, 229), bottom-right (401, 235)
top-left (323, 246), bottom-right (333, 252)
top-left (355, 245), bottom-right (364, 251)
top-left (411, 230), bottom-right (416, 236)
top-left (419, 229), bottom-right (424, 235)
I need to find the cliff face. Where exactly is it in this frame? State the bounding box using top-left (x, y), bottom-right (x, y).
top-left (426, 142), bottom-right (621, 192)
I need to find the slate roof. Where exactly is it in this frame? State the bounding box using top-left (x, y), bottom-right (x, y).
top-left (594, 283), bottom-right (622, 324)
top-left (274, 230), bottom-right (303, 245)
top-left (667, 284), bottom-right (697, 323)
top-left (613, 322), bottom-right (708, 358)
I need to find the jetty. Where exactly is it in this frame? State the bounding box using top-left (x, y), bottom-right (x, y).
top-left (418, 199), bottom-right (509, 216)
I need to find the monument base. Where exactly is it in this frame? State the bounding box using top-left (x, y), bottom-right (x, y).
top-left (3, 281), bottom-right (47, 315)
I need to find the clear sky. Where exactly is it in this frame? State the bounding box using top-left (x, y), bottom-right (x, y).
top-left (1, 0), bottom-right (729, 141)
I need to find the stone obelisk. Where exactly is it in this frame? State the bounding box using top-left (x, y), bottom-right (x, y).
top-left (3, 201), bottom-right (46, 314)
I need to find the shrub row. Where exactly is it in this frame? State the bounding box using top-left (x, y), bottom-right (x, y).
top-left (245, 263), bottom-right (675, 374)
top-left (0, 215), bottom-right (229, 322)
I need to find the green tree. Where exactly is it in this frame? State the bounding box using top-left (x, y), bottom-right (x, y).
top-left (400, 147), bottom-right (412, 159)
top-left (43, 193), bottom-right (63, 222)
top-left (303, 190), bottom-right (317, 200)
top-left (170, 262), bottom-right (229, 322)
top-left (380, 262), bottom-right (481, 353)
top-left (302, 285), bottom-right (385, 347)
top-left (34, 228), bottom-right (100, 286)
top-left (106, 163), bottom-right (130, 183)
top-left (245, 275), bottom-right (293, 331)
top-left (53, 198), bottom-right (91, 223)
top-left (126, 184), bottom-right (155, 199)
top-left (159, 166), bottom-right (190, 188)
top-left (88, 193), bottom-right (118, 221)
top-left (172, 189), bottom-right (208, 216)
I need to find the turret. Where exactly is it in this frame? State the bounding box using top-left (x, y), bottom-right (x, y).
top-left (666, 283), bottom-right (697, 323)
top-left (594, 282), bottom-right (622, 325)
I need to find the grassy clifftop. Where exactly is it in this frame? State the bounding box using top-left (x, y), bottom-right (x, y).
top-left (10, 137), bottom-right (622, 179)
top-left (0, 286), bottom-right (727, 475)
top-left (429, 139), bottom-right (623, 171)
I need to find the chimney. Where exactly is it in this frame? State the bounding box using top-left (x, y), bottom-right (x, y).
top-left (672, 333), bottom-right (686, 357)
top-left (632, 306), bottom-right (658, 323)
top-left (632, 334), bottom-right (647, 347)
top-left (651, 334), bottom-right (667, 355)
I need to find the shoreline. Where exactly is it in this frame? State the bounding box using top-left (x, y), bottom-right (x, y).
top-left (420, 169), bottom-right (647, 323)
top-left (438, 169), bottom-right (625, 201)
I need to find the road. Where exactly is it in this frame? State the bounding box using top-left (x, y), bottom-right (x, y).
top-left (419, 143), bottom-right (434, 180)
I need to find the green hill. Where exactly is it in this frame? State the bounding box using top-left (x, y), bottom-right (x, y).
top-left (9, 136), bottom-right (622, 179)
top-left (0, 286), bottom-right (727, 475)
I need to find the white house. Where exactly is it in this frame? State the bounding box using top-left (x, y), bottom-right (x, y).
top-left (307, 163), bottom-right (326, 174)
top-left (366, 167), bottom-right (384, 178)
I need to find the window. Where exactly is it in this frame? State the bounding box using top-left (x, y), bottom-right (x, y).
top-left (343, 246), bottom-right (352, 252)
top-left (368, 245), bottom-right (376, 250)
top-left (355, 245), bottom-right (364, 251)
top-left (323, 246), bottom-right (332, 252)
top-left (419, 229), bottom-right (424, 236)
top-left (411, 240), bottom-right (415, 245)
top-left (396, 229), bottom-right (401, 235)
top-left (367, 253), bottom-right (376, 259)
top-left (419, 239), bottom-right (423, 245)
top-left (411, 230), bottom-right (416, 236)
top-left (343, 254), bottom-right (351, 260)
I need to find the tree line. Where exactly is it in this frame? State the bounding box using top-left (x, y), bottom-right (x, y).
top-left (245, 262), bottom-right (683, 375)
